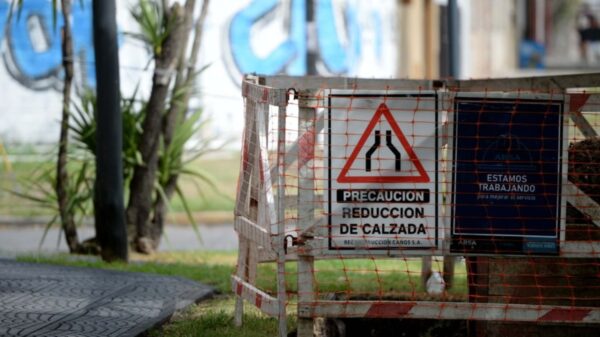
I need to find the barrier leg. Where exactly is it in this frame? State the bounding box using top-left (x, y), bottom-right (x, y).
top-left (234, 236), bottom-right (249, 326)
top-left (276, 103), bottom-right (288, 337)
top-left (297, 255), bottom-right (315, 337)
top-left (421, 256), bottom-right (432, 289)
top-left (296, 91), bottom-right (318, 336)
top-left (443, 256), bottom-right (456, 290)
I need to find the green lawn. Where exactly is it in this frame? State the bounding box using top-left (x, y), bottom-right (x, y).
top-left (149, 297), bottom-right (297, 337)
top-left (3, 110), bottom-right (600, 220)
top-left (168, 153), bottom-right (239, 213)
top-left (17, 252), bottom-right (468, 337)
top-left (0, 159), bottom-right (55, 217)
top-left (0, 152), bottom-right (240, 220)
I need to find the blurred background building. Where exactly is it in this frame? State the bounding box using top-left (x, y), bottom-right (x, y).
top-left (0, 0), bottom-right (597, 147)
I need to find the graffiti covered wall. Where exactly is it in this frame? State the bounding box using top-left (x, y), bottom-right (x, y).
top-left (0, 0), bottom-right (397, 145)
top-left (0, 0), bottom-right (95, 143)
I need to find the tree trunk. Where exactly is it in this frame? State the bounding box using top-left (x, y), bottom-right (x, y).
top-left (162, 0), bottom-right (198, 148)
top-left (149, 175), bottom-right (177, 248)
top-left (57, 0), bottom-right (80, 253)
top-left (126, 3), bottom-right (186, 253)
top-left (149, 0), bottom-right (210, 249)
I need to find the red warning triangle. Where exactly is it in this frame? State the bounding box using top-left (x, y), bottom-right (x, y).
top-left (337, 103), bottom-right (430, 184)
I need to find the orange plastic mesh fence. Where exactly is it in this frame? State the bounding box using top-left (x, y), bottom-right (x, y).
top-left (233, 75), bottom-right (600, 335)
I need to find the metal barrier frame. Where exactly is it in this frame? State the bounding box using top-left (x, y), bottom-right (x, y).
top-left (233, 74), bottom-right (600, 337)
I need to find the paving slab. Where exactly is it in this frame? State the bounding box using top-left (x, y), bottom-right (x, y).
top-left (0, 259), bottom-right (216, 336)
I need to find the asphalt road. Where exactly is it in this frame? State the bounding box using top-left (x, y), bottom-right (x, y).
top-left (0, 224), bottom-right (237, 257)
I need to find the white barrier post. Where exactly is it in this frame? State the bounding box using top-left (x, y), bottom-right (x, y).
top-left (276, 100), bottom-right (288, 337)
top-left (234, 96), bottom-right (258, 326)
top-left (297, 89), bottom-right (319, 337)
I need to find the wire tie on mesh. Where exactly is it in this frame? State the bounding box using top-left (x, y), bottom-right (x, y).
top-left (284, 234), bottom-right (298, 254)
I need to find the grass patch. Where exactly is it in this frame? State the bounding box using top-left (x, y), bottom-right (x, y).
top-left (17, 252), bottom-right (468, 298)
top-left (0, 160), bottom-right (55, 217)
top-left (150, 296), bottom-right (297, 337)
top-left (168, 153), bottom-right (239, 213)
top-left (0, 152), bottom-right (240, 219)
top-left (18, 252), bottom-right (468, 299)
top-left (17, 251), bottom-right (294, 337)
top-left (18, 251), bottom-right (237, 293)
top-left (17, 251), bottom-right (468, 336)
top-left (152, 309), bottom-right (283, 337)
top-left (253, 258), bottom-right (468, 300)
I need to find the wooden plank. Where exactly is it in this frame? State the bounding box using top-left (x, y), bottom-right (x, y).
top-left (575, 94), bottom-right (600, 112)
top-left (234, 236), bottom-right (249, 326)
top-left (248, 241), bottom-right (259, 284)
top-left (234, 98), bottom-right (263, 327)
top-left (421, 256), bottom-right (432, 288)
top-left (562, 242), bottom-right (600, 257)
top-left (565, 182), bottom-right (600, 228)
top-left (283, 110), bottom-right (325, 170)
top-left (264, 73), bottom-right (600, 93)
top-left (235, 99), bottom-right (258, 216)
top-left (275, 102), bottom-right (288, 337)
top-left (570, 110), bottom-right (597, 139)
top-left (299, 300), bottom-right (600, 323)
top-left (233, 93), bottom-right (260, 327)
top-left (264, 75), bottom-right (438, 91)
top-left (440, 91), bottom-right (456, 249)
top-left (310, 237), bottom-right (445, 257)
top-left (296, 90), bottom-right (319, 337)
top-left (232, 276), bottom-right (280, 317)
top-left (234, 216), bottom-right (270, 248)
top-left (258, 246), bottom-right (278, 262)
top-left (452, 73), bottom-right (600, 92)
top-left (245, 101), bottom-right (265, 287)
top-left (569, 93), bottom-right (598, 138)
top-left (256, 101), bottom-right (277, 239)
top-left (242, 78), bottom-right (288, 106)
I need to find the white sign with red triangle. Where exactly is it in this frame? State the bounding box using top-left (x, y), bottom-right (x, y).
top-left (325, 92), bottom-right (439, 251)
top-left (337, 102), bottom-right (431, 184)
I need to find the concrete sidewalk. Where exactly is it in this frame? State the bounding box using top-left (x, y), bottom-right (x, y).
top-left (0, 223), bottom-right (237, 257)
top-left (0, 259), bottom-right (216, 336)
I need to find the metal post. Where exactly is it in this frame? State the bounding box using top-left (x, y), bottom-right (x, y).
top-left (447, 0), bottom-right (460, 78)
top-left (276, 103), bottom-right (288, 337)
top-left (306, 0), bottom-right (318, 75)
top-left (297, 90), bottom-right (317, 337)
top-left (443, 0), bottom-right (460, 286)
top-left (92, 0), bottom-right (128, 262)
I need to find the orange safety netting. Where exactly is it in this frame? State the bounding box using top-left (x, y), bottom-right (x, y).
top-left (234, 75), bottom-right (600, 337)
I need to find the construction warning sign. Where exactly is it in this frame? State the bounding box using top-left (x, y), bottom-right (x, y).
top-left (450, 94), bottom-right (566, 255)
top-left (326, 92), bottom-right (439, 250)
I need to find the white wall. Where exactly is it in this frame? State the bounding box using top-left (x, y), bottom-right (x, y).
top-left (0, 0), bottom-right (398, 147)
top-left (458, 0), bottom-right (517, 79)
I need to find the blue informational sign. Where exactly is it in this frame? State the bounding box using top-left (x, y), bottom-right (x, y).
top-left (450, 97), bottom-right (564, 255)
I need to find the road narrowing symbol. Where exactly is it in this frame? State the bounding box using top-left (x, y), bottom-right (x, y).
top-left (337, 103), bottom-right (430, 184)
top-left (326, 93), bottom-right (439, 252)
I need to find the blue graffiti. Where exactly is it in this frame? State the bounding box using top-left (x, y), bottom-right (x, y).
top-left (371, 10), bottom-right (382, 60)
top-left (0, 0), bottom-right (96, 90)
top-left (229, 0), bottom-right (306, 76)
top-left (288, 0), bottom-right (307, 75)
top-left (228, 0), bottom-right (380, 77)
top-left (72, 1), bottom-right (96, 87)
top-left (0, 2), bottom-right (7, 45)
top-left (316, 0), bottom-right (361, 74)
